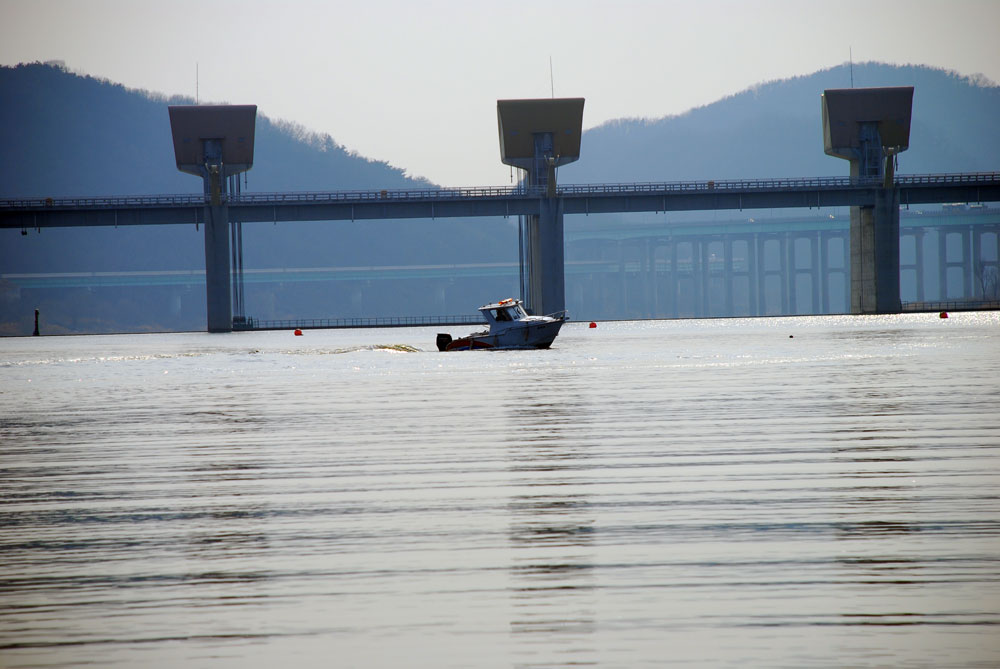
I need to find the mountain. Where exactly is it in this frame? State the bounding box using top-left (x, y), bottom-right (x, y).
top-left (1, 61), bottom-right (998, 333)
top-left (560, 62), bottom-right (1000, 184)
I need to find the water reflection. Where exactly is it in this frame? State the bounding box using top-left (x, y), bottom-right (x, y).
top-left (4, 319), bottom-right (999, 667)
top-left (176, 438), bottom-right (274, 563)
top-left (504, 375), bottom-right (597, 665)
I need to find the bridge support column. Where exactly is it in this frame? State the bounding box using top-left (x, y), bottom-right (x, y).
top-left (819, 232), bottom-right (831, 313)
top-left (748, 234), bottom-right (760, 316)
top-left (723, 238), bottom-right (734, 316)
top-left (913, 228), bottom-right (926, 302)
top-left (755, 234), bottom-right (767, 315)
top-left (168, 105), bottom-right (256, 333)
top-left (669, 240), bottom-right (679, 318)
top-left (842, 233), bottom-right (851, 311)
top-left (204, 197), bottom-right (233, 332)
top-left (851, 188), bottom-right (901, 314)
top-left (497, 98), bottom-right (583, 317)
top-left (698, 239), bottom-right (710, 317)
top-left (618, 241), bottom-right (627, 315)
top-left (785, 234), bottom-right (797, 314)
top-left (937, 227), bottom-right (949, 299)
top-left (779, 234), bottom-right (790, 314)
top-left (969, 225), bottom-right (980, 298)
top-left (525, 197), bottom-right (565, 316)
top-left (647, 239), bottom-right (658, 318)
top-left (809, 233), bottom-right (821, 314)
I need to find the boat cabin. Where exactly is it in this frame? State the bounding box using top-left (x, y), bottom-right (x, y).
top-left (480, 299), bottom-right (528, 330)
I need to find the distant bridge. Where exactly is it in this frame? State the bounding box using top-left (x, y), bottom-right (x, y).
top-left (3, 172), bottom-right (1000, 330)
top-left (7, 206), bottom-right (995, 323)
top-left (4, 173), bottom-right (998, 227)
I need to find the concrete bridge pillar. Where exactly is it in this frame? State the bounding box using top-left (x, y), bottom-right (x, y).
top-left (645, 239), bottom-right (659, 318)
top-left (618, 241), bottom-right (627, 312)
top-left (755, 234), bottom-right (768, 315)
top-left (991, 226), bottom-right (1000, 298)
top-left (778, 234), bottom-right (790, 314)
top-left (819, 232), bottom-right (831, 313)
top-left (986, 225), bottom-right (1000, 299)
top-left (937, 227), bottom-right (949, 300)
top-left (525, 197), bottom-right (565, 316)
top-left (809, 232), bottom-right (821, 313)
top-left (723, 237), bottom-right (734, 316)
top-left (851, 188), bottom-right (901, 313)
top-left (204, 195), bottom-right (233, 333)
top-left (669, 240), bottom-right (679, 318)
top-left (970, 225), bottom-right (983, 298)
top-left (698, 239), bottom-right (710, 317)
top-left (748, 234), bottom-right (761, 316)
top-left (168, 104), bottom-right (256, 333)
top-left (822, 87), bottom-right (911, 315)
top-left (785, 234), bottom-right (797, 313)
top-left (912, 228), bottom-right (926, 302)
top-left (498, 98), bottom-right (584, 316)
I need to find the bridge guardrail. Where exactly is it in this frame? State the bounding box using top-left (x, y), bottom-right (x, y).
top-left (3, 172), bottom-right (998, 210)
top-left (901, 299), bottom-right (1000, 312)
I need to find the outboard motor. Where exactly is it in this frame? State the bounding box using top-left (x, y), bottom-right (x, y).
top-left (436, 333), bottom-right (453, 352)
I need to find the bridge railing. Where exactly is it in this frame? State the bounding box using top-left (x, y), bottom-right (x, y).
top-left (3, 172), bottom-right (997, 210)
top-left (0, 193), bottom-right (211, 209)
top-left (901, 299), bottom-right (1000, 312)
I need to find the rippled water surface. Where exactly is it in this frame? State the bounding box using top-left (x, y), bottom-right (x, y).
top-left (2, 313), bottom-right (999, 668)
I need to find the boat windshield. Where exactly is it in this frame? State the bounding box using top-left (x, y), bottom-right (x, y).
top-left (493, 305), bottom-right (523, 321)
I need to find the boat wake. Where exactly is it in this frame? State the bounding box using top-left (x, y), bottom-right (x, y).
top-left (329, 344), bottom-right (421, 354)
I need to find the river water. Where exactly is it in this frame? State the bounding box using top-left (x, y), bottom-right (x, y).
top-left (2, 313), bottom-right (999, 668)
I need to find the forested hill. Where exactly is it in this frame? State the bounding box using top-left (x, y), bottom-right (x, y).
top-left (560, 62), bottom-right (1000, 184)
top-left (0, 62), bottom-right (427, 197)
top-left (4, 61), bottom-right (996, 200)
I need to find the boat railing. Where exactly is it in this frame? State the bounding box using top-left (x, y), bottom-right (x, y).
top-left (237, 314), bottom-right (486, 331)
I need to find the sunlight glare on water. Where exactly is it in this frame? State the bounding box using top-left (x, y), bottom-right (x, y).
top-left (2, 312), bottom-right (999, 667)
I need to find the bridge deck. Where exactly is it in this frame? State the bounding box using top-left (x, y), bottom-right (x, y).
top-left (3, 173), bottom-right (999, 230)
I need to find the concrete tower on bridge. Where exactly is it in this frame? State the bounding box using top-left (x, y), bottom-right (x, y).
top-left (822, 87), bottom-right (913, 314)
top-left (498, 98), bottom-right (585, 316)
top-left (168, 104), bottom-right (257, 332)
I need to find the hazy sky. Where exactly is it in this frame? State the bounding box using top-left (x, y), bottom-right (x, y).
top-left (2, 0), bottom-right (998, 187)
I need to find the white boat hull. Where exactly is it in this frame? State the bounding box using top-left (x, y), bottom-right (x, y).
top-left (437, 298), bottom-right (567, 351)
top-left (444, 317), bottom-right (564, 351)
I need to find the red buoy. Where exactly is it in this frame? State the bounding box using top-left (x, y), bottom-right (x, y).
top-left (294, 328), bottom-right (303, 336)
top-left (589, 322), bottom-right (597, 328)
top-left (939, 312), bottom-right (948, 319)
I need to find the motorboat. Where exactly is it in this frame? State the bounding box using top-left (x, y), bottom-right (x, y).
top-left (436, 298), bottom-right (567, 351)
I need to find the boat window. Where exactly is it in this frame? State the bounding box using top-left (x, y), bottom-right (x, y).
top-left (494, 308), bottom-right (511, 321)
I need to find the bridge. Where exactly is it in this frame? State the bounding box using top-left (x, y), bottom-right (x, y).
top-left (2, 91), bottom-right (1000, 332)
top-left (3, 172), bottom-right (998, 224)
top-left (4, 176), bottom-right (1000, 331)
top-left (0, 173), bottom-right (1000, 327)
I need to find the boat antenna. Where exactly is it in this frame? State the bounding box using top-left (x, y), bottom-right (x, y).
top-left (849, 47), bottom-right (854, 88)
top-left (549, 56), bottom-right (555, 98)
top-left (196, 62), bottom-right (199, 104)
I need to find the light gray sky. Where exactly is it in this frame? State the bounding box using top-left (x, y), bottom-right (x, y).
top-left (2, 0), bottom-right (998, 187)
